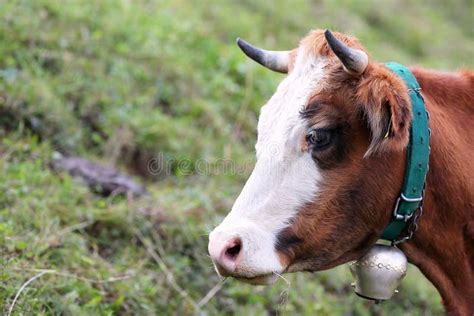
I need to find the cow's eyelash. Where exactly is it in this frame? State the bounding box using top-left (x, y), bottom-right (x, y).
top-left (307, 124), bottom-right (338, 133)
top-left (299, 107), bottom-right (318, 119)
top-left (299, 102), bottom-right (322, 119)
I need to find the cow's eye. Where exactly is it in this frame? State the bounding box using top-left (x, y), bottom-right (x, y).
top-left (306, 129), bottom-right (333, 150)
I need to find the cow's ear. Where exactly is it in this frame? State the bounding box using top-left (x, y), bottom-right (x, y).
top-left (357, 67), bottom-right (412, 156)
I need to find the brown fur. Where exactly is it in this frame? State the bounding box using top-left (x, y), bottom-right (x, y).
top-left (276, 30), bottom-right (474, 315)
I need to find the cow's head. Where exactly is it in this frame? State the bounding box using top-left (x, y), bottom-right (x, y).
top-left (208, 29), bottom-right (412, 284)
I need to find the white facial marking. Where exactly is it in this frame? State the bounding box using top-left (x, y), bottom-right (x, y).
top-left (210, 50), bottom-right (327, 279)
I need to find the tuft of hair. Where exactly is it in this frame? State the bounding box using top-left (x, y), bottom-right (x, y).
top-left (356, 64), bottom-right (412, 157)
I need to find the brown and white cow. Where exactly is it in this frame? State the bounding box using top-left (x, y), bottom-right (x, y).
top-left (208, 29), bottom-right (474, 314)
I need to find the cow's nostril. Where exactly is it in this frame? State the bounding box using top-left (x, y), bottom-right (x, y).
top-left (225, 243), bottom-right (241, 259)
top-left (208, 234), bottom-right (243, 276)
top-left (223, 237), bottom-right (242, 261)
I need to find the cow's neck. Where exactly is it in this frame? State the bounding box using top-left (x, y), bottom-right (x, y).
top-left (399, 68), bottom-right (474, 315)
top-left (401, 221), bottom-right (474, 314)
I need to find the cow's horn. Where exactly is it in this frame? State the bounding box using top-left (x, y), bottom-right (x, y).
top-left (236, 38), bottom-right (289, 73)
top-left (324, 29), bottom-right (368, 75)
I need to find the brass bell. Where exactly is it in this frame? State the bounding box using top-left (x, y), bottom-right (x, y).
top-left (349, 244), bottom-right (408, 301)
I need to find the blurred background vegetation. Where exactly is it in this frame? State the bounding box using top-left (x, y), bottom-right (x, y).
top-left (1, 0), bottom-right (472, 315)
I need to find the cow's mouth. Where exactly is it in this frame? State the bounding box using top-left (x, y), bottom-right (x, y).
top-left (235, 273), bottom-right (279, 285)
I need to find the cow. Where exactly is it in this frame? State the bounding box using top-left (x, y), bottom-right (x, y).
top-left (207, 29), bottom-right (474, 314)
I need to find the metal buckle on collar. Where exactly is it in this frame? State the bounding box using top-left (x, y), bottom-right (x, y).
top-left (393, 193), bottom-right (423, 222)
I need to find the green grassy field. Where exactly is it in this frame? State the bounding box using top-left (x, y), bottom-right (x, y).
top-left (1, 0), bottom-right (472, 315)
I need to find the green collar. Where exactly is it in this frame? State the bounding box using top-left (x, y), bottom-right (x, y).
top-left (381, 62), bottom-right (431, 242)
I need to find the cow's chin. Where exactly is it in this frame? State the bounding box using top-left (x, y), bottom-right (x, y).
top-left (236, 273), bottom-right (279, 285)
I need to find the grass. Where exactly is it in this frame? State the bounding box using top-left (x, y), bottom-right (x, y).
top-left (1, 0), bottom-right (472, 314)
